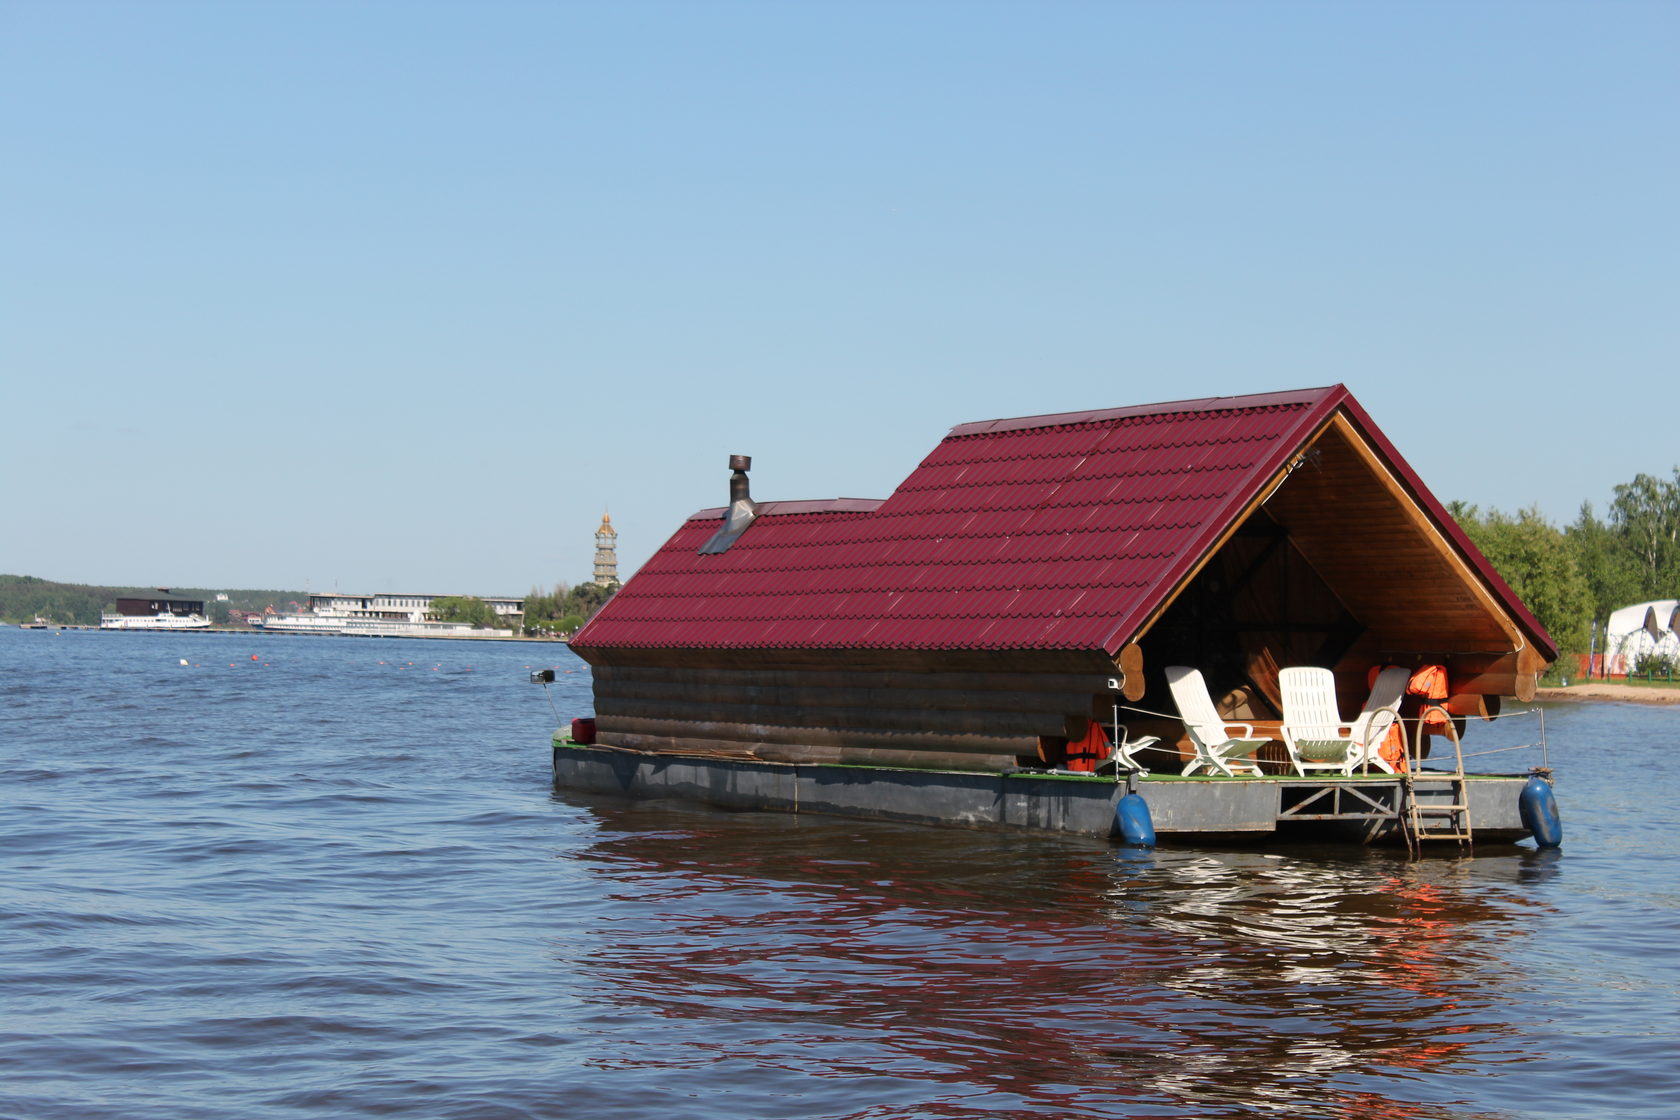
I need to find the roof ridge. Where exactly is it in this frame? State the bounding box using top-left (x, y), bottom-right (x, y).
top-left (689, 497), bottom-right (883, 519)
top-left (945, 385), bottom-right (1343, 439)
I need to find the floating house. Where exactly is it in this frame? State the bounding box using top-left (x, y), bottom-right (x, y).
top-left (559, 385), bottom-right (1560, 847)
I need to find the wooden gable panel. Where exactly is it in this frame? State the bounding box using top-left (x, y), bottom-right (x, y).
top-left (1263, 417), bottom-right (1520, 657)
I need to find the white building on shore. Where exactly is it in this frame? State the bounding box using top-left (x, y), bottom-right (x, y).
top-left (258, 592), bottom-right (524, 638)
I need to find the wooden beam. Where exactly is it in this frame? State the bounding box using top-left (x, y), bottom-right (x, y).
top-left (592, 670), bottom-right (1109, 709)
top-left (598, 696), bottom-right (1067, 738)
top-left (598, 714), bottom-right (1040, 757)
top-left (1444, 692), bottom-right (1501, 721)
top-left (592, 664), bottom-right (1113, 693)
top-left (1114, 643), bottom-right (1145, 701)
top-left (1516, 645), bottom-right (1546, 702)
top-left (1319, 414), bottom-right (1532, 656)
top-left (1447, 652), bottom-right (1540, 701)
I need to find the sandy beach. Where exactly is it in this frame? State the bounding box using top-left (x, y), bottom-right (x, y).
top-left (1537, 681), bottom-right (1680, 705)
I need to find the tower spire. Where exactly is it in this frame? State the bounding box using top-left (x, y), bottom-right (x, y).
top-left (593, 510), bottom-right (619, 586)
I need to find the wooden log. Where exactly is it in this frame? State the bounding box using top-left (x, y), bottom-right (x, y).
top-left (593, 676), bottom-right (1095, 716)
top-left (592, 732), bottom-right (1022, 772)
top-left (591, 663), bottom-right (1114, 695)
top-left (1114, 643), bottom-right (1146, 701)
top-left (1444, 692), bottom-right (1501, 721)
top-left (596, 696), bottom-right (1068, 738)
top-left (1516, 644), bottom-right (1547, 702)
top-left (1445, 652), bottom-right (1540, 701)
top-left (1444, 672), bottom-right (1536, 701)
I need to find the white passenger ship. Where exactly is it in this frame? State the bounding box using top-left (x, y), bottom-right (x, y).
top-left (254, 592), bottom-right (519, 639)
top-left (100, 610), bottom-right (212, 630)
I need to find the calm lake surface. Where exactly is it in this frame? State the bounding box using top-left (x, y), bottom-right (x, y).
top-left (2, 628), bottom-right (1676, 1120)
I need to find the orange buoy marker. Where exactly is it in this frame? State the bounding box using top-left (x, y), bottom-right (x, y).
top-left (250, 654), bottom-right (259, 661)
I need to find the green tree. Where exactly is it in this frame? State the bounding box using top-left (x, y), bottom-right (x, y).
top-left (428, 595), bottom-right (499, 628)
top-left (523, 582), bottom-right (571, 624)
top-left (1608, 468), bottom-right (1680, 600)
top-left (563, 581), bottom-right (617, 621)
top-left (1566, 502), bottom-right (1643, 623)
top-left (522, 582), bottom-right (585, 634)
top-left (1452, 504), bottom-right (1594, 653)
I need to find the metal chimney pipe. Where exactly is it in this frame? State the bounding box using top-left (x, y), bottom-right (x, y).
top-left (728, 455), bottom-right (752, 506)
top-left (700, 454), bottom-right (759, 554)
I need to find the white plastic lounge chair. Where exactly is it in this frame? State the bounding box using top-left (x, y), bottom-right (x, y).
top-left (1279, 666), bottom-right (1406, 776)
top-left (1351, 666), bottom-right (1409, 773)
top-left (1107, 725), bottom-right (1163, 774)
top-left (1165, 666), bottom-right (1269, 777)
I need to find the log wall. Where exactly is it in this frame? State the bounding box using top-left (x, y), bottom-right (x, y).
top-left (586, 654), bottom-right (1122, 771)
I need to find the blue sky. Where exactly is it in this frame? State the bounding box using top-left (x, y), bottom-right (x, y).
top-left (4, 1), bottom-right (1674, 595)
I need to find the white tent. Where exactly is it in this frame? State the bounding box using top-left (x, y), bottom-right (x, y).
top-left (1603, 599), bottom-right (1680, 674)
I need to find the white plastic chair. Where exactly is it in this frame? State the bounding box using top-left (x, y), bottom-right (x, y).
top-left (1280, 666), bottom-right (1406, 776)
top-left (1351, 666), bottom-right (1409, 773)
top-left (1106, 725), bottom-right (1163, 773)
top-left (1165, 666), bottom-right (1268, 777)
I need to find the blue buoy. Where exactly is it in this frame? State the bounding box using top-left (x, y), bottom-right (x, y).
top-left (1518, 774), bottom-right (1563, 849)
top-left (1114, 791), bottom-right (1156, 847)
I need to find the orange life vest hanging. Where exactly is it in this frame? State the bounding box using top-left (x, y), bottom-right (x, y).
top-left (1376, 722), bottom-right (1408, 771)
top-left (1364, 663), bottom-right (1411, 771)
top-left (1065, 721), bottom-right (1111, 773)
top-left (1408, 664), bottom-right (1452, 731)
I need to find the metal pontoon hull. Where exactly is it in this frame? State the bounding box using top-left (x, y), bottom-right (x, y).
top-left (552, 741), bottom-right (1540, 846)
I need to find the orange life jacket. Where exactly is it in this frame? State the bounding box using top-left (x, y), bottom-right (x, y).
top-left (1408, 664), bottom-right (1448, 700)
top-left (1376, 722), bottom-right (1408, 772)
top-left (1408, 664), bottom-right (1452, 729)
top-left (1065, 721), bottom-right (1111, 773)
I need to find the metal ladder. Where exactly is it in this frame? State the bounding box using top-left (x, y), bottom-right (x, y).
top-left (1401, 705), bottom-right (1473, 854)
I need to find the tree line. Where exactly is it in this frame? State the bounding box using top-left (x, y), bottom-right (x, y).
top-left (0, 575), bottom-right (302, 626)
top-left (1451, 467), bottom-right (1680, 659)
top-left (521, 580), bottom-right (618, 636)
top-left (0, 571), bottom-right (620, 637)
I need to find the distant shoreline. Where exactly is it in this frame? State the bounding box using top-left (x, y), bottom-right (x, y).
top-left (6, 625), bottom-right (1665, 681)
top-left (1537, 682), bottom-right (1680, 705)
top-left (6, 624), bottom-right (565, 644)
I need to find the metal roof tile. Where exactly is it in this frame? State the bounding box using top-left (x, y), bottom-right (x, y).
top-left (573, 385), bottom-right (1451, 656)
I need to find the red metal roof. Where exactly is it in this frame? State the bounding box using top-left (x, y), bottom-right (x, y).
top-left (572, 385), bottom-right (1552, 656)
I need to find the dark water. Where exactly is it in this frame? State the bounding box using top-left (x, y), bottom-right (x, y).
top-left (2, 629), bottom-right (1676, 1120)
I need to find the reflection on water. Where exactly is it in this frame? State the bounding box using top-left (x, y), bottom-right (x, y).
top-left (561, 797), bottom-right (1589, 1118)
